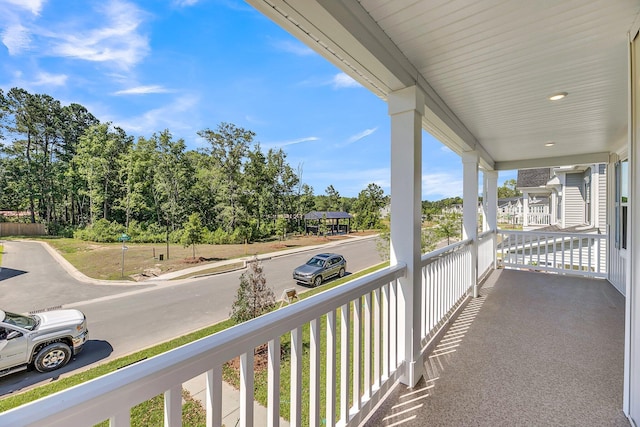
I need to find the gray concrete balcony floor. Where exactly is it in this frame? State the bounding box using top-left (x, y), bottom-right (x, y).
top-left (365, 269), bottom-right (629, 427)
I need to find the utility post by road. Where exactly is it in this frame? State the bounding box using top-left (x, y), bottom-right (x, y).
top-left (118, 233), bottom-right (131, 278)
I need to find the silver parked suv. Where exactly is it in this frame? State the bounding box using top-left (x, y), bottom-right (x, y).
top-left (293, 253), bottom-right (347, 287)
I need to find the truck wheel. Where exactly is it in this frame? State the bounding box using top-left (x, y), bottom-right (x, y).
top-left (313, 276), bottom-right (323, 287)
top-left (34, 343), bottom-right (72, 373)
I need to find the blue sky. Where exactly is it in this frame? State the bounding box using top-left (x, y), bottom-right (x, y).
top-left (0, 0), bottom-right (515, 200)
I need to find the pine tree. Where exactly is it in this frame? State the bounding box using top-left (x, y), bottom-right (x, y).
top-left (230, 257), bottom-right (276, 323)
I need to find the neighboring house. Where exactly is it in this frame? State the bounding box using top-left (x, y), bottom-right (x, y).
top-left (498, 197), bottom-right (522, 216)
top-left (514, 165), bottom-right (606, 231)
top-left (379, 203), bottom-right (391, 219)
top-left (497, 196), bottom-right (548, 226)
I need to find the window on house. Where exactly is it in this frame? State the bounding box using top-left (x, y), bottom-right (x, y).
top-left (584, 175), bottom-right (591, 225)
top-left (615, 160), bottom-right (629, 249)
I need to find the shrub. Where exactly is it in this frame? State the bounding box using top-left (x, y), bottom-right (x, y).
top-left (74, 219), bottom-right (124, 242)
top-left (230, 257), bottom-right (276, 323)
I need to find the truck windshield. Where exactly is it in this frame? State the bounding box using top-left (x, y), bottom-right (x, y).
top-left (3, 311), bottom-right (38, 331)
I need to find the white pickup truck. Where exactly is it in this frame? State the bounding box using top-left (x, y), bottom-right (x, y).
top-left (0, 308), bottom-right (88, 377)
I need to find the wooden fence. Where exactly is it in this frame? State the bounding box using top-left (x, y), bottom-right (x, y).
top-left (0, 223), bottom-right (46, 236)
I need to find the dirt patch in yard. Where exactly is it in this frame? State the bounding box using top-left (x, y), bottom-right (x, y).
top-left (44, 233), bottom-right (376, 281)
top-left (225, 343), bottom-right (272, 375)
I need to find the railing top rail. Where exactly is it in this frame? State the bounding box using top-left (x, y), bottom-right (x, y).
top-left (421, 238), bottom-right (472, 266)
top-left (478, 229), bottom-right (497, 240)
top-left (0, 263), bottom-right (407, 427)
top-left (497, 229), bottom-right (606, 238)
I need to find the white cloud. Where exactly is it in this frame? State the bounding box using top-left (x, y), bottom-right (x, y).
top-left (3, 69), bottom-right (67, 90)
top-left (115, 94), bottom-right (200, 135)
top-left (244, 115), bottom-right (267, 126)
top-left (422, 172), bottom-right (463, 199)
top-left (273, 39), bottom-right (315, 56)
top-left (113, 85), bottom-right (171, 95)
top-left (3, 0), bottom-right (45, 15)
top-left (296, 72), bottom-right (362, 90)
top-left (263, 136), bottom-right (319, 149)
top-left (0, 0), bottom-right (149, 68)
top-left (47, 0), bottom-right (149, 69)
top-left (173, 0), bottom-right (199, 6)
top-left (32, 71), bottom-right (67, 86)
top-left (332, 73), bottom-right (360, 89)
top-left (1, 24), bottom-right (31, 54)
top-left (440, 145), bottom-right (454, 153)
top-left (346, 127), bottom-right (377, 144)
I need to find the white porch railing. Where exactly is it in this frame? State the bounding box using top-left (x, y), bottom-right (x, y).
top-left (0, 264), bottom-right (407, 427)
top-left (420, 239), bottom-right (474, 347)
top-left (526, 213), bottom-right (551, 226)
top-left (478, 230), bottom-right (496, 279)
top-left (498, 213), bottom-right (521, 225)
top-left (497, 213), bottom-right (551, 227)
top-left (498, 229), bottom-right (607, 278)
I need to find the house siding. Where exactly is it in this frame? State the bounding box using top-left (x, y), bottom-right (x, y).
top-left (565, 173), bottom-right (585, 226)
top-left (598, 164), bottom-right (607, 231)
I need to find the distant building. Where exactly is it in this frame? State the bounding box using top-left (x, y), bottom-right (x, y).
top-left (303, 211), bottom-right (353, 235)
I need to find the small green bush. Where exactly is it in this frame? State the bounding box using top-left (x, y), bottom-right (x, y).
top-left (74, 219), bottom-right (125, 242)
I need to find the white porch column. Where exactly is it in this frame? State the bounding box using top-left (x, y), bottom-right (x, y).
top-left (483, 170), bottom-right (498, 232)
top-left (550, 191), bottom-right (557, 225)
top-left (593, 164), bottom-right (600, 229)
top-left (484, 171), bottom-right (498, 270)
top-left (462, 151), bottom-right (479, 298)
top-left (522, 191), bottom-right (529, 228)
top-left (389, 86), bottom-right (425, 388)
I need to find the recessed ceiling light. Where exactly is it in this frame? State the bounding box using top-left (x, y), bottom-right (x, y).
top-left (545, 141), bottom-right (555, 147)
top-left (549, 92), bottom-right (568, 101)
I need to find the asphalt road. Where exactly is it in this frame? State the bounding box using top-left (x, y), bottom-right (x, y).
top-left (0, 236), bottom-right (382, 395)
top-left (1, 241), bottom-right (152, 312)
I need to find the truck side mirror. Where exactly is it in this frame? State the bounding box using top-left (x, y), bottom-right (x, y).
top-left (7, 331), bottom-right (22, 340)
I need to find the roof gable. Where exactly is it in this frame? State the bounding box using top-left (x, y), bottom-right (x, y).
top-left (517, 169), bottom-right (551, 188)
top-left (304, 211), bottom-right (353, 220)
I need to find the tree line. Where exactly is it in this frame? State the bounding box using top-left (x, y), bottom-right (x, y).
top-left (0, 88), bottom-right (388, 243)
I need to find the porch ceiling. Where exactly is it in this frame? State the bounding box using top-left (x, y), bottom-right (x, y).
top-left (247, 0), bottom-right (640, 170)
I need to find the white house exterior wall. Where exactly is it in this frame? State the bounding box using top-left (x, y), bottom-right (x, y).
top-left (597, 164), bottom-right (607, 230)
top-left (565, 173), bottom-right (586, 226)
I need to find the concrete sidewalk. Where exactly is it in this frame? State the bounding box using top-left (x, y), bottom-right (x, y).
top-left (184, 374), bottom-right (290, 427)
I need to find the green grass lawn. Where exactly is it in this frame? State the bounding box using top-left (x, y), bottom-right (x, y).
top-left (0, 262), bottom-right (388, 427)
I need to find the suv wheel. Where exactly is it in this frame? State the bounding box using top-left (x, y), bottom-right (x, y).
top-left (313, 276), bottom-right (323, 287)
top-left (34, 342), bottom-right (72, 373)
